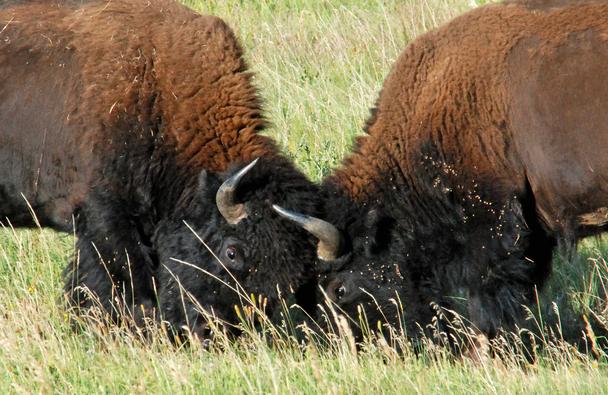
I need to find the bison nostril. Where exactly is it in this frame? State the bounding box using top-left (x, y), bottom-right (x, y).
top-left (192, 323), bottom-right (213, 341)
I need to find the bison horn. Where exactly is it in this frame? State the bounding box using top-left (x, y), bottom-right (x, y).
top-left (272, 205), bottom-right (342, 261)
top-left (216, 158), bottom-right (259, 225)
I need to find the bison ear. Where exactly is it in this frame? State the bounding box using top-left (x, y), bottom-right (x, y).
top-left (362, 208), bottom-right (392, 255)
top-left (197, 170), bottom-right (209, 192)
top-left (365, 208), bottom-right (381, 228)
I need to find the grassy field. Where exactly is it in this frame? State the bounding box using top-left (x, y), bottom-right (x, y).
top-left (2, 0), bottom-right (608, 393)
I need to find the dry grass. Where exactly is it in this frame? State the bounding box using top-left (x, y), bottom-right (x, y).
top-left (1, 0), bottom-right (607, 393)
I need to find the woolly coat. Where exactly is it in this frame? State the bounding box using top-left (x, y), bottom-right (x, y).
top-left (321, 0), bottom-right (608, 338)
top-left (0, 0), bottom-right (321, 333)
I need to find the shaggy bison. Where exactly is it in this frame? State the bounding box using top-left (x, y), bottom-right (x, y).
top-left (277, 0), bottom-right (608, 342)
top-left (0, 0), bottom-right (321, 337)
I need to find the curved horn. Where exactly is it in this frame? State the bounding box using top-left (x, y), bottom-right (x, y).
top-left (216, 158), bottom-right (259, 225)
top-left (272, 204), bottom-right (342, 261)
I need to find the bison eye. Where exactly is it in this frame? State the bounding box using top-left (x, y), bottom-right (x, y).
top-left (335, 284), bottom-right (346, 300)
top-left (226, 246), bottom-right (237, 261)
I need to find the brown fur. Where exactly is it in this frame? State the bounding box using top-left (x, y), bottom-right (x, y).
top-left (321, 0), bottom-right (608, 339)
top-left (0, 0), bottom-right (321, 333)
top-left (0, 0), bottom-right (277, 228)
top-left (329, 0), bottom-right (608, 239)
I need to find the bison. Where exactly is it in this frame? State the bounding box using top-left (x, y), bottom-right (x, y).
top-left (276, 0), bottom-right (608, 343)
top-left (0, 0), bottom-right (322, 338)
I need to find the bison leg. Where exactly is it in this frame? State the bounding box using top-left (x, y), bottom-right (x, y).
top-left (62, 197), bottom-right (158, 326)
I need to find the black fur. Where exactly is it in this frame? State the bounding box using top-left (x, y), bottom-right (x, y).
top-left (153, 158), bottom-right (321, 338)
top-left (319, 148), bottom-right (555, 342)
top-left (0, 0), bottom-right (322, 337)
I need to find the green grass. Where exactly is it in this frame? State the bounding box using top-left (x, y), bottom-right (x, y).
top-left (2, 0), bottom-right (608, 393)
top-left (182, 0), bottom-right (473, 180)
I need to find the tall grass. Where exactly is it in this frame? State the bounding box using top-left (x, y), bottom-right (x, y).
top-left (182, 0), bottom-right (473, 180)
top-left (1, 0), bottom-right (608, 393)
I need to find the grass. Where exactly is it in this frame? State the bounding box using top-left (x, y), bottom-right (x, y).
top-left (182, 0), bottom-right (474, 180)
top-left (1, 0), bottom-right (608, 393)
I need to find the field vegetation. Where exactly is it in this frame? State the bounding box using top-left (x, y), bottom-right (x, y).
top-left (1, 0), bottom-right (608, 393)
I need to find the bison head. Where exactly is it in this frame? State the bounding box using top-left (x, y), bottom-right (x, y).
top-left (274, 202), bottom-right (453, 343)
top-left (153, 158), bottom-right (321, 340)
top-left (275, 205), bottom-right (421, 341)
top-left (276, 181), bottom-right (533, 344)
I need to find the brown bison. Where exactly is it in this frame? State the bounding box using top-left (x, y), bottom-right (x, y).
top-left (277, 0), bottom-right (608, 342)
top-left (0, 0), bottom-right (322, 337)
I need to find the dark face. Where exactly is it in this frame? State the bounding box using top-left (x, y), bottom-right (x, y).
top-left (153, 158), bottom-right (320, 339)
top-left (314, 230), bottom-right (427, 341)
top-left (313, 196), bottom-right (529, 344)
top-left (317, 257), bottom-right (410, 340)
top-left (310, 209), bottom-right (445, 343)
